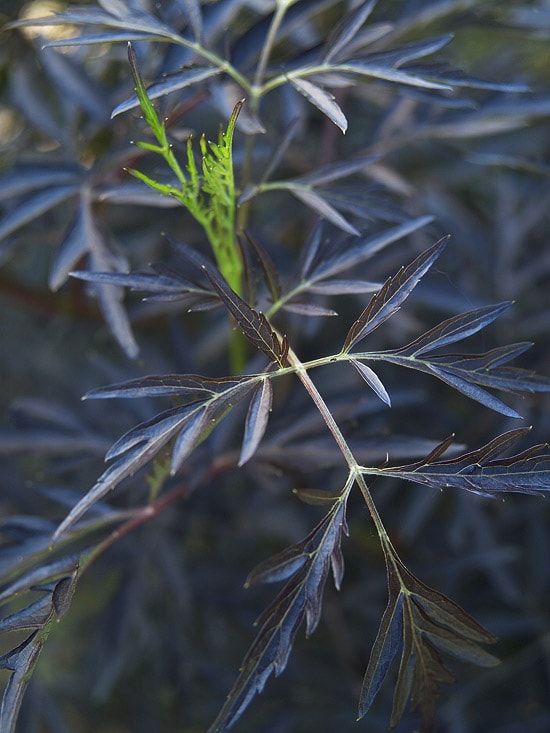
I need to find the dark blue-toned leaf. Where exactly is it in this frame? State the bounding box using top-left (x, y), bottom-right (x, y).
top-left (0, 597), bottom-right (52, 634)
top-left (0, 166), bottom-right (80, 202)
top-left (40, 47), bottom-right (111, 121)
top-left (112, 66), bottom-right (222, 118)
top-left (0, 186), bottom-right (78, 241)
top-left (210, 496), bottom-right (348, 733)
top-left (0, 632), bottom-right (43, 733)
top-left (359, 589), bottom-right (403, 716)
top-left (9, 7), bottom-right (185, 45)
top-left (324, 0), bottom-right (377, 62)
top-left (281, 301), bottom-right (338, 317)
top-left (105, 405), bottom-right (197, 461)
top-left (335, 61), bottom-right (452, 90)
top-left (343, 237), bottom-right (448, 351)
top-left (370, 428), bottom-right (550, 497)
top-left (0, 553), bottom-right (81, 605)
top-left (79, 197), bottom-right (137, 359)
top-left (291, 188), bottom-right (359, 235)
top-left (356, 34), bottom-right (454, 69)
top-left (239, 377), bottom-right (273, 467)
top-left (396, 302), bottom-right (514, 357)
top-left (49, 206), bottom-right (89, 290)
top-left (260, 118), bottom-right (300, 185)
top-left (84, 373), bottom-right (251, 400)
top-left (289, 78), bottom-right (348, 133)
top-left (350, 359), bottom-right (391, 406)
top-left (174, 0), bottom-right (202, 41)
top-left (426, 364), bottom-right (523, 418)
top-left (291, 154), bottom-right (379, 188)
top-left (309, 215), bottom-right (433, 282)
top-left (170, 410), bottom-right (209, 474)
top-left (95, 182), bottom-right (182, 207)
top-left (203, 268), bottom-right (288, 367)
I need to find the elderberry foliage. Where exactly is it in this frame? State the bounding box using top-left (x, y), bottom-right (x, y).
top-left (1, 2), bottom-right (549, 732)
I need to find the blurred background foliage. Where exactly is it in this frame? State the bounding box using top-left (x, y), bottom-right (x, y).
top-left (0, 1), bottom-right (549, 731)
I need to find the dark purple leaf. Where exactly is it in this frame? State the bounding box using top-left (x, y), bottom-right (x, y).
top-left (289, 78), bottom-right (348, 134)
top-left (324, 0), bottom-right (378, 62)
top-left (281, 301), bottom-right (338, 317)
top-left (211, 497), bottom-right (348, 732)
top-left (343, 237), bottom-right (448, 351)
top-left (370, 428), bottom-right (550, 497)
top-left (0, 186), bottom-right (78, 241)
top-left (350, 359), bottom-right (391, 406)
top-left (395, 302), bottom-right (514, 357)
top-left (239, 377), bottom-right (273, 466)
top-left (112, 66), bottom-right (222, 118)
top-left (359, 556), bottom-right (498, 728)
top-left (291, 188), bottom-right (359, 235)
top-left (203, 268), bottom-right (288, 367)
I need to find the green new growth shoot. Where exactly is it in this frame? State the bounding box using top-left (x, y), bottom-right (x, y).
top-left (127, 44), bottom-right (243, 297)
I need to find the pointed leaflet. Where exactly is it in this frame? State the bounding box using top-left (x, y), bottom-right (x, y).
top-left (112, 66), bottom-right (222, 118)
top-left (0, 567), bottom-right (79, 733)
top-left (359, 557), bottom-right (498, 729)
top-left (203, 267), bottom-right (288, 367)
top-left (374, 335), bottom-right (550, 418)
top-left (290, 188), bottom-right (360, 235)
top-left (209, 496), bottom-right (348, 732)
top-left (239, 378), bottom-right (273, 466)
top-left (323, 0), bottom-right (377, 62)
top-left (0, 186), bottom-right (78, 242)
top-left (289, 78), bottom-right (348, 134)
top-left (367, 428), bottom-right (550, 497)
top-left (350, 359), bottom-right (391, 406)
top-left (395, 302), bottom-right (514, 357)
top-left (54, 376), bottom-right (257, 541)
top-left (342, 237), bottom-right (448, 352)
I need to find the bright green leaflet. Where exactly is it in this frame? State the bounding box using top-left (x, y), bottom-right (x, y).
top-left (127, 44), bottom-right (243, 297)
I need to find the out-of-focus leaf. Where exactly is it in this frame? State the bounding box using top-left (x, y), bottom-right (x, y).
top-left (0, 166), bottom-right (80, 202)
top-left (289, 78), bottom-right (348, 133)
top-left (40, 47), bottom-right (111, 121)
top-left (8, 7), bottom-right (185, 45)
top-left (342, 237), bottom-right (448, 351)
top-left (323, 0), bottom-right (377, 62)
top-left (281, 301), bottom-right (338, 317)
top-left (49, 206), bottom-right (89, 291)
top-left (0, 186), bottom-right (79, 242)
top-left (291, 188), bottom-right (359, 235)
top-left (112, 66), bottom-right (222, 118)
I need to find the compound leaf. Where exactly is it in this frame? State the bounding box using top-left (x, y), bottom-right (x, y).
top-left (367, 428), bottom-right (550, 497)
top-left (210, 496), bottom-right (349, 732)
